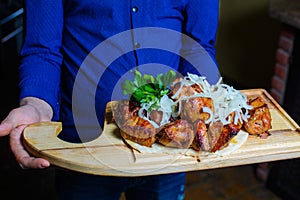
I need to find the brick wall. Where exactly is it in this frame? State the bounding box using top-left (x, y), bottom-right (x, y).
top-left (270, 24), bottom-right (295, 105)
top-left (257, 24), bottom-right (297, 183)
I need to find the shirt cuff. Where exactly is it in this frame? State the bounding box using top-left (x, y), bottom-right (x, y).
top-left (19, 83), bottom-right (60, 121)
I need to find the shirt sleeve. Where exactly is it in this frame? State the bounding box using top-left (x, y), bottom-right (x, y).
top-left (19, 0), bottom-right (64, 120)
top-left (179, 0), bottom-right (220, 83)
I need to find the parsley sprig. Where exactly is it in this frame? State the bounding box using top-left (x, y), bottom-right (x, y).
top-left (122, 70), bottom-right (177, 110)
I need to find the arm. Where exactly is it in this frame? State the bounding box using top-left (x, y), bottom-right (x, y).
top-left (0, 0), bottom-right (64, 169)
top-left (179, 0), bottom-right (220, 83)
top-left (19, 0), bottom-right (64, 119)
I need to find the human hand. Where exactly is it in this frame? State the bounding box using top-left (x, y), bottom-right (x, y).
top-left (0, 97), bottom-right (53, 169)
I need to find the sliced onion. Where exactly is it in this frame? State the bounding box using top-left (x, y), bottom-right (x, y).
top-left (138, 73), bottom-right (253, 128)
top-left (202, 106), bottom-right (213, 124)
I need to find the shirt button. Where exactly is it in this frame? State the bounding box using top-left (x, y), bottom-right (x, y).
top-left (132, 6), bottom-right (138, 13)
top-left (135, 42), bottom-right (141, 49)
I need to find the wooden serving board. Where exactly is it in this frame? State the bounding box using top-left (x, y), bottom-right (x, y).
top-left (23, 89), bottom-right (300, 176)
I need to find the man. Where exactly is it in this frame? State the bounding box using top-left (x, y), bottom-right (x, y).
top-left (0, 1), bottom-right (219, 199)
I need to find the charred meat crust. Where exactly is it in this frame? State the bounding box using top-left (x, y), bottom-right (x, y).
top-left (192, 119), bottom-right (209, 151)
top-left (121, 116), bottom-right (157, 147)
top-left (243, 97), bottom-right (272, 135)
top-left (112, 100), bottom-right (139, 128)
top-left (210, 122), bottom-right (242, 152)
top-left (157, 119), bottom-right (194, 149)
top-left (181, 97), bottom-right (214, 123)
top-left (113, 101), bottom-right (159, 147)
top-left (120, 130), bottom-right (156, 147)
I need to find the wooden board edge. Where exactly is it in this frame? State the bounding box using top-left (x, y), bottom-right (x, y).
top-left (241, 88), bottom-right (300, 130)
top-left (22, 121), bottom-right (63, 156)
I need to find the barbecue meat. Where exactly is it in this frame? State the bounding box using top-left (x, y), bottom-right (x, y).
top-left (181, 97), bottom-right (214, 123)
top-left (192, 116), bottom-right (242, 152)
top-left (243, 97), bottom-right (272, 135)
top-left (120, 116), bottom-right (157, 147)
top-left (170, 81), bottom-right (202, 100)
top-left (149, 110), bottom-right (163, 126)
top-left (192, 119), bottom-right (209, 151)
top-left (157, 119), bottom-right (194, 148)
top-left (209, 121), bottom-right (242, 152)
top-left (112, 100), bottom-right (139, 128)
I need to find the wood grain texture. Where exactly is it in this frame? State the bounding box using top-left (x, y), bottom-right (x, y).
top-left (22, 89), bottom-right (300, 176)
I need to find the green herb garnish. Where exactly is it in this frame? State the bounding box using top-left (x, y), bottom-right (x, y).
top-left (122, 70), bottom-right (177, 110)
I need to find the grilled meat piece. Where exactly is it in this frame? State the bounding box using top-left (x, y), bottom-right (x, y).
top-left (170, 81), bottom-right (202, 100)
top-left (121, 116), bottom-right (157, 147)
top-left (243, 97), bottom-right (272, 135)
top-left (157, 119), bottom-right (194, 148)
top-left (149, 110), bottom-right (163, 126)
top-left (209, 121), bottom-right (242, 152)
top-left (181, 97), bottom-right (214, 123)
top-left (112, 100), bottom-right (139, 128)
top-left (192, 119), bottom-right (209, 151)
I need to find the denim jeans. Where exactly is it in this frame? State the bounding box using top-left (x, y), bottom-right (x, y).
top-left (55, 169), bottom-right (186, 200)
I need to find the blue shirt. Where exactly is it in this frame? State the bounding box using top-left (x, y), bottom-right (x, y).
top-left (19, 0), bottom-right (219, 142)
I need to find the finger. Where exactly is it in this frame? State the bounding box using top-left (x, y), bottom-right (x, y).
top-left (0, 120), bottom-right (13, 136)
top-left (18, 157), bottom-right (50, 169)
top-left (10, 125), bottom-right (50, 169)
top-left (0, 106), bottom-right (40, 137)
top-left (0, 108), bottom-right (24, 136)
